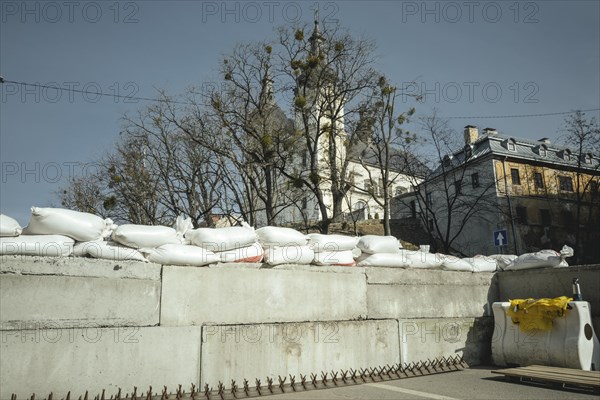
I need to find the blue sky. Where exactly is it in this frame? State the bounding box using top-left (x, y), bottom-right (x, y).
top-left (1, 0), bottom-right (599, 225)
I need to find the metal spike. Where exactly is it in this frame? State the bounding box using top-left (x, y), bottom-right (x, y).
top-left (289, 375), bottom-right (296, 391)
top-left (203, 384), bottom-right (210, 399)
top-left (310, 373), bottom-right (317, 387)
top-left (66, 392), bottom-right (71, 400)
top-left (331, 371), bottom-right (338, 384)
top-left (48, 393), bottom-right (54, 400)
top-left (117, 389), bottom-right (122, 400)
top-left (321, 372), bottom-right (328, 384)
top-left (278, 375), bottom-right (286, 392)
top-left (84, 391), bottom-right (88, 400)
top-left (255, 379), bottom-right (261, 396)
top-left (243, 379), bottom-right (249, 396)
top-left (300, 374), bottom-right (307, 389)
top-left (31, 394), bottom-right (36, 400)
top-left (266, 377), bottom-right (273, 394)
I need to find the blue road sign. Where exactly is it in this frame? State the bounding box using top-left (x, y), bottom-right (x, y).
top-left (493, 230), bottom-right (508, 247)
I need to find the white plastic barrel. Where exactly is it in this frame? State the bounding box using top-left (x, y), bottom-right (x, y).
top-left (492, 301), bottom-right (600, 371)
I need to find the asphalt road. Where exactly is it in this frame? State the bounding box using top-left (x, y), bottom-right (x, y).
top-left (266, 366), bottom-right (599, 400)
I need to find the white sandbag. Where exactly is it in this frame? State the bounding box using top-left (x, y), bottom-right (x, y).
top-left (0, 214), bottom-right (22, 237)
top-left (466, 255), bottom-right (498, 272)
top-left (313, 249), bottom-right (356, 266)
top-left (256, 226), bottom-right (307, 246)
top-left (23, 207), bottom-right (115, 241)
top-left (263, 245), bottom-right (314, 266)
top-left (0, 235), bottom-right (74, 257)
top-left (216, 242), bottom-right (264, 263)
top-left (404, 250), bottom-right (444, 269)
top-left (440, 255), bottom-right (474, 272)
top-left (357, 252), bottom-right (411, 268)
top-left (112, 225), bottom-right (181, 249)
top-left (73, 240), bottom-right (147, 262)
top-left (186, 222), bottom-right (257, 251)
top-left (486, 254), bottom-right (518, 271)
top-left (140, 244), bottom-right (219, 266)
top-left (504, 245), bottom-right (573, 271)
top-left (308, 234), bottom-right (359, 252)
top-left (357, 235), bottom-right (401, 254)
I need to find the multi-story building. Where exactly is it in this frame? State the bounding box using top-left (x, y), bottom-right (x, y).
top-left (393, 125), bottom-right (600, 261)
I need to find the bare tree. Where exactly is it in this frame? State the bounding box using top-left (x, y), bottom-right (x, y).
top-left (559, 110), bottom-right (600, 263)
top-left (275, 20), bottom-right (379, 233)
top-left (351, 76), bottom-right (416, 235)
top-left (398, 112), bottom-right (502, 254)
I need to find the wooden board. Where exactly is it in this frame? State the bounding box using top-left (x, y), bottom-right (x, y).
top-left (492, 365), bottom-right (600, 392)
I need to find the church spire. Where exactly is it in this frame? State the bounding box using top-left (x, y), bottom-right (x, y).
top-left (309, 8), bottom-right (323, 56)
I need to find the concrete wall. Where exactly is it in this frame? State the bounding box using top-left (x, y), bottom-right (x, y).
top-left (2, 255), bottom-right (598, 399)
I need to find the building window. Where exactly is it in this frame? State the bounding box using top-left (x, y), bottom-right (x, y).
top-left (584, 153), bottom-right (593, 164)
top-left (301, 150), bottom-right (308, 167)
top-left (428, 218), bottom-right (434, 231)
top-left (558, 176), bottom-right (573, 192)
top-left (301, 198), bottom-right (307, 210)
top-left (511, 168), bottom-right (521, 185)
top-left (540, 209), bottom-right (552, 227)
top-left (410, 200), bottom-right (417, 218)
top-left (471, 173), bottom-right (480, 188)
top-left (465, 145), bottom-right (473, 159)
top-left (426, 192), bottom-right (433, 208)
top-left (507, 139), bottom-right (516, 151)
top-left (591, 180), bottom-right (599, 196)
top-left (364, 180), bottom-right (373, 193)
top-left (562, 149), bottom-right (571, 161)
top-left (395, 186), bottom-right (407, 196)
top-left (516, 206), bottom-right (528, 225)
top-left (538, 145), bottom-right (547, 157)
top-left (534, 172), bottom-right (544, 189)
top-left (562, 211), bottom-right (574, 229)
top-left (454, 180), bottom-right (462, 195)
top-left (378, 179), bottom-right (385, 197)
top-left (443, 155), bottom-right (452, 168)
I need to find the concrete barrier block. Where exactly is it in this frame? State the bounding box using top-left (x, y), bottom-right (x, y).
top-left (0, 255), bottom-right (162, 280)
top-left (0, 326), bottom-right (202, 399)
top-left (161, 267), bottom-right (367, 326)
top-left (367, 284), bottom-right (495, 319)
top-left (398, 317), bottom-right (494, 366)
top-left (0, 274), bottom-right (160, 329)
top-left (366, 267), bottom-right (496, 286)
top-left (200, 320), bottom-right (399, 386)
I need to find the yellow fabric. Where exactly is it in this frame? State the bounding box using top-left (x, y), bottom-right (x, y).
top-left (506, 296), bottom-right (573, 332)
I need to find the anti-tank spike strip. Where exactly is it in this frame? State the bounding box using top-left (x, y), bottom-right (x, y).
top-left (12, 356), bottom-right (471, 400)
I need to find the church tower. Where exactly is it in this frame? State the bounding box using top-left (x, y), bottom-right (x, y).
top-left (295, 11), bottom-right (347, 174)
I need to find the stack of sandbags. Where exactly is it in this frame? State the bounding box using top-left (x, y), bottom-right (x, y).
top-left (356, 235), bottom-right (410, 267)
top-left (185, 223), bottom-right (263, 263)
top-left (257, 227), bottom-right (313, 266)
top-left (503, 245), bottom-right (573, 271)
top-left (110, 216), bottom-right (218, 267)
top-left (1, 207), bottom-right (116, 257)
top-left (308, 233), bottom-right (358, 266)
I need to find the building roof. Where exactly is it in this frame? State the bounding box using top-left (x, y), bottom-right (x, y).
top-left (348, 139), bottom-right (431, 178)
top-left (431, 132), bottom-right (600, 177)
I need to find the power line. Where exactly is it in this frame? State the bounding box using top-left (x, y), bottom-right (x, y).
top-left (444, 108), bottom-right (600, 120)
top-left (2, 79), bottom-right (599, 120)
top-left (2, 80), bottom-right (195, 105)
